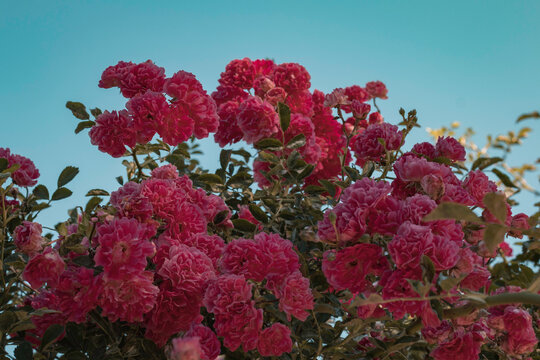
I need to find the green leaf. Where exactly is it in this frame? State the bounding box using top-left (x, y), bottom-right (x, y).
top-left (198, 173), bottom-right (223, 184)
top-left (258, 151), bottom-right (280, 163)
top-left (516, 111), bottom-right (540, 123)
top-left (286, 134), bottom-right (306, 149)
top-left (90, 107), bottom-right (102, 117)
top-left (304, 185), bottom-right (326, 194)
top-left (423, 202), bottom-right (483, 223)
top-left (85, 188), bottom-right (109, 196)
top-left (319, 180), bottom-right (337, 198)
top-left (57, 166), bottom-right (79, 187)
top-left (85, 196), bottom-right (102, 213)
top-left (0, 311), bottom-right (17, 331)
top-left (471, 157), bottom-right (503, 171)
top-left (492, 168), bottom-right (518, 188)
top-left (51, 187), bottom-right (73, 201)
top-left (14, 341), bottom-right (33, 360)
top-left (254, 138), bottom-right (283, 150)
top-left (248, 204), bottom-right (268, 223)
top-left (213, 210), bottom-right (229, 225)
top-left (116, 176), bottom-right (124, 185)
top-left (0, 158), bottom-right (8, 172)
top-left (40, 324), bottom-right (64, 350)
top-left (232, 219), bottom-right (257, 233)
top-left (74, 120), bottom-right (95, 134)
top-left (219, 149), bottom-right (232, 169)
top-left (33, 184), bottom-right (49, 200)
top-left (277, 102), bottom-right (291, 132)
top-left (66, 101), bottom-right (90, 120)
top-left (483, 192), bottom-right (507, 223)
top-left (483, 223), bottom-right (507, 253)
top-left (297, 164), bottom-right (315, 180)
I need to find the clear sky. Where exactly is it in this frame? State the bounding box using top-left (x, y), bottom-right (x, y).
top-left (1, 0), bottom-right (539, 228)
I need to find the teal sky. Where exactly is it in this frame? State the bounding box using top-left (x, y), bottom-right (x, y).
top-left (1, 0), bottom-right (539, 227)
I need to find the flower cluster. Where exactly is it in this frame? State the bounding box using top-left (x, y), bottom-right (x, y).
top-left (6, 58), bottom-right (537, 360)
top-left (91, 61), bottom-right (219, 157)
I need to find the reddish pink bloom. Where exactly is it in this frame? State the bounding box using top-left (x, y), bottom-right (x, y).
top-left (169, 337), bottom-right (202, 360)
top-left (110, 182), bottom-right (154, 222)
top-left (264, 87), bottom-right (287, 106)
top-left (273, 63), bottom-right (311, 92)
top-left (236, 96), bottom-right (280, 144)
top-left (501, 306), bottom-right (538, 356)
top-left (422, 321), bottom-right (453, 344)
top-left (157, 244), bottom-right (216, 295)
top-left (203, 274), bottom-right (253, 315)
top-left (253, 76), bottom-right (275, 97)
top-left (220, 238), bottom-right (271, 282)
top-left (13, 221), bottom-right (43, 255)
top-left (322, 244), bottom-right (388, 293)
top-left (214, 101), bottom-right (243, 147)
top-left (6, 153), bottom-right (40, 187)
top-left (257, 323), bottom-right (292, 357)
top-left (460, 265), bottom-right (491, 291)
top-left (94, 218), bottom-right (155, 279)
top-left (255, 232), bottom-right (299, 278)
top-left (388, 222), bottom-right (434, 269)
top-left (427, 235), bottom-right (461, 271)
top-left (509, 213), bottom-right (530, 238)
top-left (219, 58), bottom-right (255, 89)
top-left (184, 324), bottom-right (221, 360)
top-left (211, 85), bottom-right (248, 106)
top-left (368, 112), bottom-right (384, 125)
top-left (151, 164), bottom-right (179, 180)
top-left (286, 89), bottom-right (314, 117)
top-left (365, 81), bottom-right (388, 99)
top-left (145, 284), bottom-right (204, 346)
top-left (463, 170), bottom-right (498, 206)
top-left (412, 142), bottom-right (437, 159)
top-left (89, 110), bottom-right (136, 157)
top-left (164, 70), bottom-right (219, 140)
top-left (430, 330), bottom-right (482, 360)
top-left (26, 291), bottom-right (67, 346)
top-left (275, 271), bottom-right (314, 321)
top-left (177, 233), bottom-right (226, 269)
top-left (324, 88), bottom-right (349, 108)
top-left (54, 265), bottom-right (101, 323)
top-left (99, 60), bottom-right (166, 98)
top-left (23, 248), bottom-right (65, 288)
top-left (140, 178), bottom-right (185, 221)
top-left (351, 100), bottom-right (371, 119)
top-left (435, 136), bottom-right (466, 161)
top-left (99, 271), bottom-right (158, 323)
top-left (213, 305), bottom-right (262, 352)
top-left (126, 91), bottom-right (169, 143)
top-left (344, 85), bottom-right (371, 105)
top-left (353, 123), bottom-right (403, 163)
top-left (253, 58), bottom-right (276, 76)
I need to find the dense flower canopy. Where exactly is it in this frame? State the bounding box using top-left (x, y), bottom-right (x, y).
top-left (0, 57), bottom-right (538, 360)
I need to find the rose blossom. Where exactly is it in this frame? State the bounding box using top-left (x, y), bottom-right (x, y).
top-left (23, 248), bottom-right (65, 288)
top-left (257, 323), bottom-right (293, 357)
top-left (13, 221), bottom-right (43, 255)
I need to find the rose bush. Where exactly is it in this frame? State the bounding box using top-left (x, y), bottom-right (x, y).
top-left (0, 58), bottom-right (538, 359)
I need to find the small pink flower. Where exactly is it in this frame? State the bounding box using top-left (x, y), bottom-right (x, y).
top-left (214, 101), bottom-right (243, 147)
top-left (388, 222), bottom-right (434, 269)
top-left (353, 123), bottom-right (403, 163)
top-left (275, 271), bottom-right (314, 321)
top-left (220, 239), bottom-right (271, 282)
top-left (184, 324), bottom-right (221, 360)
top-left (435, 136), bottom-right (466, 161)
top-left (236, 96), bottom-right (280, 144)
top-left (501, 306), bottom-right (538, 356)
top-left (324, 88), bottom-right (350, 108)
top-left (94, 218), bottom-right (155, 279)
top-left (23, 248), bottom-right (65, 288)
top-left (126, 91), bottom-right (169, 144)
top-left (351, 100), bottom-right (371, 119)
top-left (430, 330), bottom-right (482, 360)
top-left (169, 337), bottom-right (202, 360)
top-left (219, 58), bottom-right (256, 89)
top-left (365, 81), bottom-right (388, 99)
top-left (89, 110), bottom-right (136, 158)
top-left (99, 60), bottom-right (165, 98)
top-left (257, 323), bottom-right (292, 357)
top-left (273, 63), bottom-right (311, 92)
top-left (13, 221), bottom-right (43, 255)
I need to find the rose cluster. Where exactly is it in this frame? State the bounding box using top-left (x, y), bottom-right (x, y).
top-left (91, 60), bottom-right (219, 157)
top-left (317, 137), bottom-right (536, 359)
top-left (16, 162), bottom-right (312, 358)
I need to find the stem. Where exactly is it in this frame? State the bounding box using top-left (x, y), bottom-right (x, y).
top-left (131, 148), bottom-right (144, 180)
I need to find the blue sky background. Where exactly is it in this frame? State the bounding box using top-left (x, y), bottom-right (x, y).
top-left (0, 0), bottom-right (539, 228)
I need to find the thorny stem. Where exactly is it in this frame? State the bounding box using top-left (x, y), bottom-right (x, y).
top-left (131, 147), bottom-right (144, 180)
